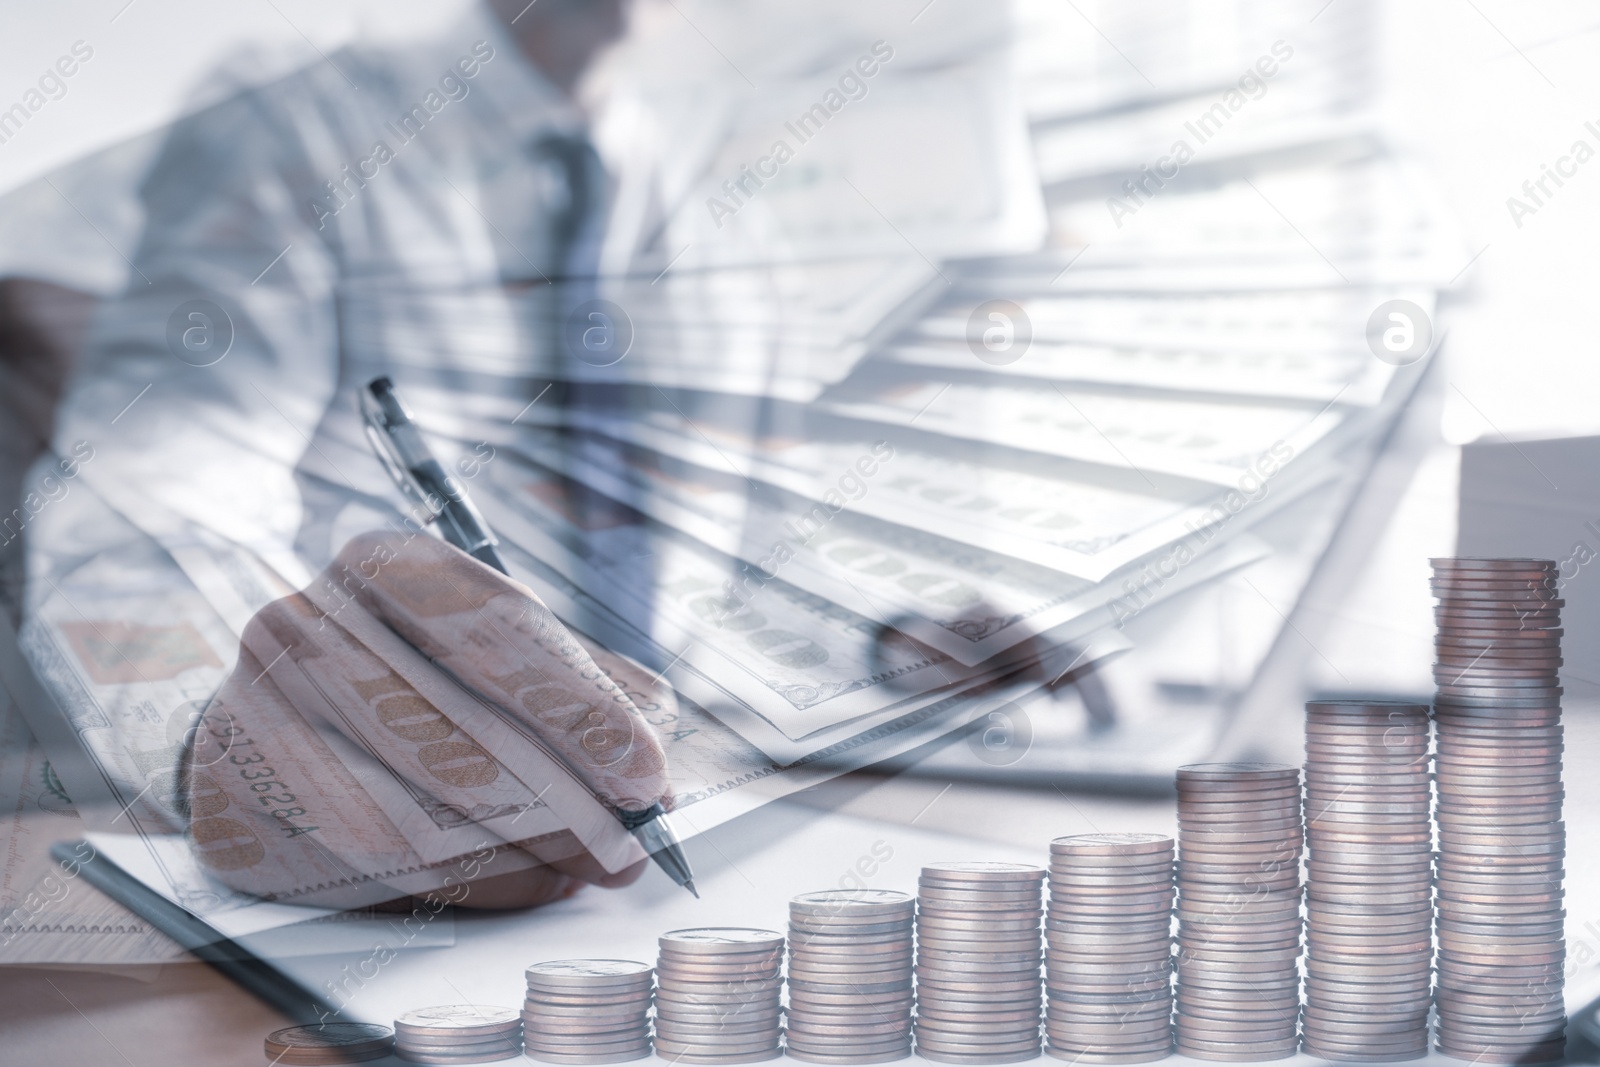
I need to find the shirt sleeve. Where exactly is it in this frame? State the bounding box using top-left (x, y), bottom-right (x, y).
top-left (15, 73), bottom-right (346, 824)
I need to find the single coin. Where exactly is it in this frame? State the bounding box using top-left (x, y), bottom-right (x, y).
top-left (395, 1051), bottom-right (522, 1065)
top-left (922, 861), bottom-right (1045, 880)
top-left (659, 929), bottom-right (784, 954)
top-left (791, 889), bottom-right (914, 917)
top-left (1051, 833), bottom-right (1174, 855)
top-left (525, 960), bottom-right (653, 984)
top-left (519, 1050), bottom-right (652, 1065)
top-left (266, 1022), bottom-right (394, 1053)
top-left (638, 1051), bottom-right (783, 1066)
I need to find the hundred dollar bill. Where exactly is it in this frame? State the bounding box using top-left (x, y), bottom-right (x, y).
top-left (457, 398), bottom-right (1315, 583)
top-left (486, 534), bottom-right (1062, 801)
top-left (511, 429), bottom-right (1165, 665)
top-left (184, 652), bottom-right (554, 909)
top-left (471, 449), bottom-right (1030, 743)
top-left (0, 695), bottom-right (187, 964)
top-left (236, 587), bottom-right (638, 873)
top-left (882, 335), bottom-right (1398, 406)
top-left (882, 285), bottom-right (1438, 405)
top-left (818, 376), bottom-right (1344, 485)
top-left (0, 694), bottom-right (458, 960)
top-left (911, 287), bottom-right (1417, 355)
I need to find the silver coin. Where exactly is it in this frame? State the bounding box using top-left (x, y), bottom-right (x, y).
top-left (520, 1050), bottom-right (651, 1066)
top-left (1048, 860), bottom-right (1174, 874)
top-left (525, 960), bottom-right (653, 984)
top-left (789, 924), bottom-right (912, 941)
top-left (790, 947), bottom-right (913, 966)
top-left (790, 890), bottom-right (914, 918)
top-left (1050, 833), bottom-right (1174, 856)
top-left (393, 1032), bottom-right (520, 1052)
top-left (659, 929), bottom-right (784, 954)
top-left (522, 992), bottom-right (652, 1012)
top-left (913, 1032), bottom-right (1043, 1053)
top-left (1177, 761), bottom-right (1298, 779)
top-left (783, 1047), bottom-right (911, 1065)
top-left (654, 1010), bottom-right (782, 1027)
top-left (657, 948), bottom-right (785, 966)
top-left (652, 1038), bottom-right (782, 1058)
top-left (641, 1050), bottom-right (783, 1066)
top-left (917, 911), bottom-right (1044, 928)
top-left (522, 1042), bottom-right (653, 1059)
top-left (395, 1030), bottom-right (523, 1050)
top-left (786, 1034), bottom-right (913, 1054)
top-left (393, 1005), bottom-right (520, 1035)
top-left (394, 1051), bottom-right (521, 1065)
top-left (266, 1023), bottom-right (394, 1056)
top-left (921, 861), bottom-right (1045, 881)
top-left (1046, 869), bottom-right (1173, 884)
top-left (916, 894), bottom-right (1044, 912)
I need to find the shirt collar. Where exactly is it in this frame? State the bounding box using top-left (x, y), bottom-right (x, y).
top-left (454, 1), bottom-right (586, 145)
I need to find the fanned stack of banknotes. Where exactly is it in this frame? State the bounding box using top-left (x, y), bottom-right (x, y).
top-left (3, 0), bottom-right (1469, 960)
top-left (434, 0), bottom-right (1463, 783)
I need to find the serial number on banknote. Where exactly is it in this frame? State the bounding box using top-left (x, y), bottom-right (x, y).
top-left (205, 717), bottom-right (320, 838)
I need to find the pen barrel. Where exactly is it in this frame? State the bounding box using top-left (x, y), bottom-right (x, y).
top-left (408, 458), bottom-right (501, 561)
top-left (333, 531), bottom-right (675, 817)
top-left (362, 376), bottom-right (503, 568)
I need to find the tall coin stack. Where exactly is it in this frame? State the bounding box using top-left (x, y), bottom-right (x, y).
top-left (523, 960), bottom-right (653, 1064)
top-left (1175, 763), bottom-right (1304, 1061)
top-left (1431, 557), bottom-right (1567, 1063)
top-left (785, 889), bottom-right (916, 1063)
top-left (394, 1006), bottom-right (521, 1064)
top-left (1301, 700), bottom-right (1433, 1062)
top-left (914, 861), bottom-right (1045, 1064)
top-left (1044, 833), bottom-right (1175, 1063)
top-left (654, 928), bottom-right (786, 1064)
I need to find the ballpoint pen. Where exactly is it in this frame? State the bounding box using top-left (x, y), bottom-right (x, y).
top-left (359, 375), bottom-right (699, 897)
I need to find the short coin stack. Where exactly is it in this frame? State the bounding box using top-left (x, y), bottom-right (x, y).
top-left (1175, 763), bottom-right (1304, 1061)
top-left (1431, 557), bottom-right (1567, 1063)
top-left (785, 889), bottom-right (916, 1063)
top-left (1044, 833), bottom-right (1175, 1063)
top-left (264, 1023), bottom-right (394, 1065)
top-left (394, 1006), bottom-right (521, 1064)
top-left (655, 928), bottom-right (785, 1063)
top-left (1301, 700), bottom-right (1433, 1062)
top-left (523, 960), bottom-right (653, 1064)
top-left (914, 861), bottom-right (1045, 1064)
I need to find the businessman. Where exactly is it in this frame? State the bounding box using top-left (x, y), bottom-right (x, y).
top-left (19, 0), bottom-right (653, 909)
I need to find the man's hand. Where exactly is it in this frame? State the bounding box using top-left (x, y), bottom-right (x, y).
top-left (183, 531), bottom-right (676, 910)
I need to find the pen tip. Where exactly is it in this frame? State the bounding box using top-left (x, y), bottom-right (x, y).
top-left (686, 881), bottom-right (700, 899)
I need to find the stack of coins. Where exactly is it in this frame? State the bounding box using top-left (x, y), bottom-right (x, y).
top-left (655, 928), bottom-right (785, 1063)
top-left (264, 1023), bottom-right (394, 1065)
top-left (1431, 557), bottom-right (1566, 1064)
top-left (785, 889), bottom-right (916, 1063)
top-left (523, 960), bottom-right (653, 1064)
top-left (394, 1006), bottom-right (521, 1063)
top-left (914, 861), bottom-right (1045, 1064)
top-left (1175, 763), bottom-right (1304, 1061)
top-left (1044, 833), bottom-right (1175, 1063)
top-left (1301, 700), bottom-right (1433, 1062)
